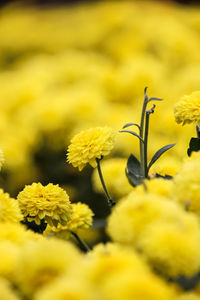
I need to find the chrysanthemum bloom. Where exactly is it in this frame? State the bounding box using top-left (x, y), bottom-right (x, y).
top-left (15, 238), bottom-right (81, 297)
top-left (138, 215), bottom-right (200, 278)
top-left (67, 126), bottom-right (116, 171)
top-left (0, 189), bottom-right (22, 223)
top-left (107, 192), bottom-right (186, 246)
top-left (173, 152), bottom-right (200, 215)
top-left (0, 222), bottom-right (43, 246)
top-left (44, 202), bottom-right (94, 239)
top-left (174, 91), bottom-right (200, 125)
top-left (0, 278), bottom-right (20, 300)
top-left (17, 183), bottom-right (73, 226)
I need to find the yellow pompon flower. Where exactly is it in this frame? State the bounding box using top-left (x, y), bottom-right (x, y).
top-left (174, 91), bottom-right (200, 125)
top-left (17, 183), bottom-right (73, 226)
top-left (107, 192), bottom-right (186, 246)
top-left (138, 215), bottom-right (200, 278)
top-left (44, 202), bottom-right (94, 239)
top-left (92, 158), bottom-right (132, 199)
top-left (67, 126), bottom-right (116, 171)
top-left (15, 238), bottom-right (81, 297)
top-left (0, 189), bottom-right (22, 223)
top-left (173, 152), bottom-right (200, 215)
top-left (136, 178), bottom-right (173, 198)
top-left (0, 278), bottom-right (20, 300)
top-left (0, 222), bottom-right (43, 246)
top-left (35, 278), bottom-right (93, 300)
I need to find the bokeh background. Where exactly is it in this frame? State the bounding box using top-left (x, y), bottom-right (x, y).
top-left (0, 0), bottom-right (200, 240)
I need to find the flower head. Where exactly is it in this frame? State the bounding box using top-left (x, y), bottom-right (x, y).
top-left (0, 189), bottom-right (22, 223)
top-left (174, 91), bottom-right (200, 125)
top-left (44, 202), bottom-right (94, 239)
top-left (67, 126), bottom-right (116, 171)
top-left (17, 183), bottom-right (73, 226)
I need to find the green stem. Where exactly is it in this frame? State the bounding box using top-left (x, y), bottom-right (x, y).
top-left (144, 112), bottom-right (150, 178)
top-left (140, 96), bottom-right (148, 178)
top-left (96, 158), bottom-right (115, 208)
top-left (71, 231), bottom-right (91, 252)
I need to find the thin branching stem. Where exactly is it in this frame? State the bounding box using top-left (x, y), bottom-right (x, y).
top-left (96, 158), bottom-right (115, 208)
top-left (144, 112), bottom-right (150, 178)
top-left (140, 91), bottom-right (148, 178)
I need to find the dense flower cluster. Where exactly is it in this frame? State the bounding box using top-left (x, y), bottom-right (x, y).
top-left (1, 1), bottom-right (200, 299)
top-left (67, 127), bottom-right (116, 171)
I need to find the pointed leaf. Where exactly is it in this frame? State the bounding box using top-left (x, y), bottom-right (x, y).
top-left (120, 130), bottom-right (144, 143)
top-left (126, 154), bottom-right (143, 187)
top-left (148, 97), bottom-right (163, 103)
top-left (155, 173), bottom-right (173, 180)
top-left (122, 123), bottom-right (140, 130)
top-left (148, 144), bottom-right (175, 171)
top-left (187, 137), bottom-right (200, 157)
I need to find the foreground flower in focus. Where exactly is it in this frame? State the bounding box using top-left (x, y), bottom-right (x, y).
top-left (45, 202), bottom-right (94, 239)
top-left (17, 183), bottom-right (73, 226)
top-left (67, 127), bottom-right (116, 171)
top-left (174, 91), bottom-right (200, 125)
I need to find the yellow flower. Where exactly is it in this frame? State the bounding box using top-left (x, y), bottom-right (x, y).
top-left (92, 158), bottom-right (132, 198)
top-left (0, 222), bottom-right (43, 246)
top-left (15, 238), bottom-right (81, 297)
top-left (102, 269), bottom-right (174, 300)
top-left (0, 189), bottom-right (22, 223)
top-left (44, 202), bottom-right (94, 239)
top-left (0, 241), bottom-right (19, 280)
top-left (35, 278), bottom-right (93, 300)
top-left (67, 126), bottom-right (116, 171)
top-left (0, 278), bottom-right (20, 300)
top-left (173, 152), bottom-right (200, 215)
top-left (107, 192), bottom-right (185, 246)
top-left (17, 183), bottom-right (73, 226)
top-left (138, 215), bottom-right (200, 278)
top-left (136, 178), bottom-right (173, 198)
top-left (174, 91), bottom-right (200, 125)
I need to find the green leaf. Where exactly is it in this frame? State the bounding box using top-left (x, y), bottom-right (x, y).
top-left (187, 137), bottom-right (200, 157)
top-left (148, 144), bottom-right (175, 172)
top-left (120, 130), bottom-right (144, 143)
top-left (148, 97), bottom-right (163, 102)
top-left (155, 173), bottom-right (173, 180)
top-left (122, 123), bottom-right (140, 130)
top-left (126, 154), bottom-right (143, 187)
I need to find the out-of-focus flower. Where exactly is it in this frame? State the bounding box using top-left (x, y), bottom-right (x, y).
top-left (0, 242), bottom-right (19, 280)
top-left (0, 189), bottom-right (22, 223)
top-left (173, 152), bottom-right (200, 215)
top-left (107, 192), bottom-right (185, 246)
top-left (0, 222), bottom-right (43, 246)
top-left (44, 202), bottom-right (94, 239)
top-left (92, 158), bottom-right (132, 199)
top-left (136, 178), bottom-right (173, 198)
top-left (35, 278), bottom-right (93, 300)
top-left (67, 127), bottom-right (116, 171)
top-left (176, 292), bottom-right (200, 300)
top-left (15, 238), bottom-right (81, 297)
top-left (17, 183), bottom-right (73, 226)
top-left (138, 215), bottom-right (200, 277)
top-left (174, 91), bottom-right (200, 125)
top-left (0, 278), bottom-right (20, 300)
